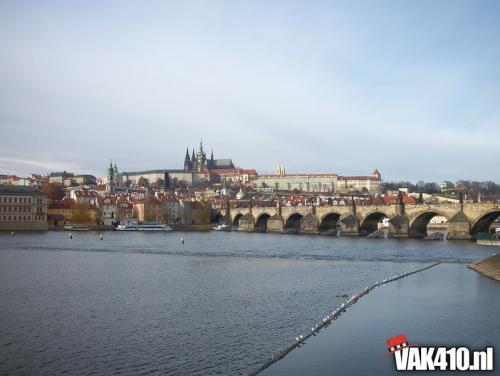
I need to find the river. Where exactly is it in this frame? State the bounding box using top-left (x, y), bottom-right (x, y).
top-left (0, 231), bottom-right (496, 375)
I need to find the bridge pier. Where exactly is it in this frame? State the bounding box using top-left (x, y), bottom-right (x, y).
top-left (220, 215), bottom-right (232, 226)
top-left (267, 215), bottom-right (284, 233)
top-left (300, 214), bottom-right (319, 234)
top-left (238, 214), bottom-right (255, 231)
top-left (388, 215), bottom-right (410, 238)
top-left (340, 215), bottom-right (359, 236)
top-left (447, 212), bottom-right (471, 240)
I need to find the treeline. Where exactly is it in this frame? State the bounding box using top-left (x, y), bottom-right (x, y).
top-left (382, 181), bottom-right (439, 193)
top-left (383, 180), bottom-right (500, 195)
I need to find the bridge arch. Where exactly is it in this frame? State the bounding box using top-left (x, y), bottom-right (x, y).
top-left (284, 213), bottom-right (303, 233)
top-left (319, 212), bottom-right (341, 234)
top-left (232, 213), bottom-right (243, 227)
top-left (471, 210), bottom-right (500, 237)
top-left (408, 210), bottom-right (446, 238)
top-left (359, 211), bottom-right (388, 236)
top-left (255, 213), bottom-right (271, 232)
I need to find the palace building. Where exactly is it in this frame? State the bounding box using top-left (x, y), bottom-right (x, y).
top-left (0, 185), bottom-right (48, 230)
top-left (255, 168), bottom-right (382, 194)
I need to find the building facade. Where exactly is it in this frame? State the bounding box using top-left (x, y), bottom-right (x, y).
top-left (256, 173), bottom-right (338, 193)
top-left (0, 185), bottom-right (48, 230)
top-left (49, 171), bottom-right (73, 185)
top-left (133, 197), bottom-right (164, 223)
top-left (74, 174), bottom-right (97, 186)
top-left (255, 169), bottom-right (382, 194)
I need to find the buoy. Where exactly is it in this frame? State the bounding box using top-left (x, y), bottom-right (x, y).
top-left (100, 234), bottom-right (103, 240)
top-left (69, 232), bottom-right (72, 239)
top-left (11, 231), bottom-right (14, 236)
top-left (181, 237), bottom-right (184, 244)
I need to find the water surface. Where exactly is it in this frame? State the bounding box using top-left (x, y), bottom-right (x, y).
top-left (0, 231), bottom-right (495, 375)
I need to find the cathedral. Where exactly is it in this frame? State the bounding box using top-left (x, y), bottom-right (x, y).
top-left (184, 141), bottom-right (234, 172)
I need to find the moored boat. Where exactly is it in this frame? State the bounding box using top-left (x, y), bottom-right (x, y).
top-left (64, 225), bottom-right (91, 231)
top-left (213, 224), bottom-right (230, 231)
top-left (116, 223), bottom-right (173, 231)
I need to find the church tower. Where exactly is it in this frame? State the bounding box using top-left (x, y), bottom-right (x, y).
top-left (184, 147), bottom-right (191, 171)
top-left (113, 163), bottom-right (121, 188)
top-left (194, 140), bottom-right (207, 172)
top-left (107, 160), bottom-right (115, 194)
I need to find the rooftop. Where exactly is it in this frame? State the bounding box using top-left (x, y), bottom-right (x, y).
top-left (0, 184), bottom-right (46, 195)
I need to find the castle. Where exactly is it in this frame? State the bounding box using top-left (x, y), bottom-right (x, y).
top-left (184, 141), bottom-right (234, 172)
top-left (119, 141), bottom-right (238, 188)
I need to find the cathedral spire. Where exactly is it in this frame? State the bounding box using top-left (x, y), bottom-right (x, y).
top-left (199, 139), bottom-right (204, 153)
top-left (184, 147), bottom-right (191, 170)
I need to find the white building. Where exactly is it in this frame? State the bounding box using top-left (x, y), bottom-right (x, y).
top-left (255, 169), bottom-right (382, 194)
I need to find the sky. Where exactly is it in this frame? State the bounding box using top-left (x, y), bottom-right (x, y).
top-left (1, 0), bottom-right (499, 182)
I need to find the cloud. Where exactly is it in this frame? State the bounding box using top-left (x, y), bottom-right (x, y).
top-left (0, 1), bottom-right (499, 182)
top-left (0, 156), bottom-right (76, 175)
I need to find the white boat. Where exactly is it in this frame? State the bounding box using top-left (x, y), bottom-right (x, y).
top-left (116, 223), bottom-right (173, 231)
top-left (64, 225), bottom-right (91, 231)
top-left (213, 224), bottom-right (230, 231)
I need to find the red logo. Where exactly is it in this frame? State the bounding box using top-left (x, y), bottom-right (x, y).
top-left (382, 334), bottom-right (417, 357)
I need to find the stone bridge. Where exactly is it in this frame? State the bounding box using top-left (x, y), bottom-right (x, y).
top-left (222, 202), bottom-right (500, 240)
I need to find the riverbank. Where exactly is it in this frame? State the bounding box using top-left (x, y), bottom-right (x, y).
top-left (260, 263), bottom-right (500, 376)
top-left (171, 223), bottom-right (214, 231)
top-left (468, 253), bottom-right (500, 281)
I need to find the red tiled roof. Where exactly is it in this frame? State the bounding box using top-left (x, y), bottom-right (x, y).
top-left (48, 199), bottom-right (76, 209)
top-left (75, 190), bottom-right (97, 197)
top-left (382, 195), bottom-right (416, 204)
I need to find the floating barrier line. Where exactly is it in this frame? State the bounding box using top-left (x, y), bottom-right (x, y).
top-left (247, 262), bottom-right (441, 376)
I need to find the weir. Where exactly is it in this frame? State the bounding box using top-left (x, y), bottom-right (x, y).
top-left (247, 262), bottom-right (441, 376)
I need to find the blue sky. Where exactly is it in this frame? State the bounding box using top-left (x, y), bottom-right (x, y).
top-left (1, 0), bottom-right (499, 181)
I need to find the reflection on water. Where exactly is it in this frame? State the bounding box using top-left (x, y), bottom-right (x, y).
top-left (0, 231), bottom-right (495, 375)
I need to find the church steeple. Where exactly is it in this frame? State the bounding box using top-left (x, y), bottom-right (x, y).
top-left (107, 159), bottom-right (115, 194)
top-left (184, 147), bottom-right (191, 170)
top-left (211, 148), bottom-right (214, 161)
top-left (191, 148), bottom-right (195, 164)
top-left (199, 139), bottom-right (204, 154)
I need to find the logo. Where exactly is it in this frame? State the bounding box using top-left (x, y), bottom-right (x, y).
top-left (384, 334), bottom-right (494, 371)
